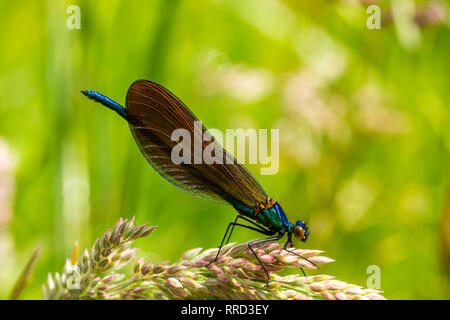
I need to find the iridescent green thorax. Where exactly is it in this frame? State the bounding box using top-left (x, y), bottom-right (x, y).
top-left (232, 200), bottom-right (293, 233)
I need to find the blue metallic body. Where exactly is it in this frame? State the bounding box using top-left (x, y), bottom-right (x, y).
top-left (81, 90), bottom-right (128, 120)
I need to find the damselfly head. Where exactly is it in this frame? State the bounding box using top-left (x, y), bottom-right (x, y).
top-left (293, 221), bottom-right (309, 242)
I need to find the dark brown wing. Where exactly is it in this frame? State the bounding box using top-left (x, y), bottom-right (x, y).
top-left (125, 80), bottom-right (268, 207)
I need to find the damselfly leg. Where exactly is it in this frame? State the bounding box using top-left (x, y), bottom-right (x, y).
top-left (282, 240), bottom-right (319, 277)
top-left (207, 216), bottom-right (274, 267)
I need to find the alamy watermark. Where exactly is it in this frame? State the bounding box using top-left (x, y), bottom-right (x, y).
top-left (367, 5), bottom-right (381, 30)
top-left (171, 121), bottom-right (279, 175)
top-left (366, 265), bottom-right (381, 289)
top-left (67, 5), bottom-right (81, 30)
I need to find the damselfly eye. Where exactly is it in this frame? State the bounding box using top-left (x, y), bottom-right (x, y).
top-left (294, 226), bottom-right (306, 241)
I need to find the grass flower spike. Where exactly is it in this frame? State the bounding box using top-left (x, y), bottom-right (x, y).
top-left (43, 217), bottom-right (385, 300)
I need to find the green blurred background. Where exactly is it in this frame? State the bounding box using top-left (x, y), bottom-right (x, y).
top-left (0, 0), bottom-right (448, 299)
